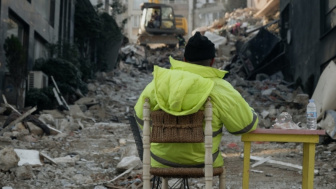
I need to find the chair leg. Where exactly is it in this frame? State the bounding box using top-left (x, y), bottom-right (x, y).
top-left (151, 176), bottom-right (161, 189)
top-left (183, 178), bottom-right (190, 189)
top-left (219, 166), bottom-right (226, 189)
top-left (162, 178), bottom-right (168, 189)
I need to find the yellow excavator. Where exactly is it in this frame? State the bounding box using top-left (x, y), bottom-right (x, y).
top-left (137, 0), bottom-right (188, 47)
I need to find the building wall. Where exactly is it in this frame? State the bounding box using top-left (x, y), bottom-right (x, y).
top-left (0, 0), bottom-right (74, 104)
top-left (280, 0), bottom-right (336, 96)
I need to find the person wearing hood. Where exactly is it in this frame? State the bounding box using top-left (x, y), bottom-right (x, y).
top-left (134, 32), bottom-right (258, 168)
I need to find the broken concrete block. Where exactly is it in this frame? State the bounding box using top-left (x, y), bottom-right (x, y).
top-left (327, 143), bottom-right (336, 152)
top-left (15, 165), bottom-right (34, 180)
top-left (22, 135), bottom-right (38, 143)
top-left (87, 83), bottom-right (97, 91)
top-left (72, 174), bottom-right (93, 184)
top-left (312, 61), bottom-right (336, 120)
top-left (88, 104), bottom-right (106, 120)
top-left (68, 105), bottom-right (86, 119)
top-left (53, 155), bottom-right (80, 165)
top-left (293, 94), bottom-right (309, 105)
top-left (119, 138), bottom-right (127, 146)
top-left (12, 122), bottom-right (26, 132)
top-left (116, 155), bottom-right (141, 171)
top-left (0, 147), bottom-right (20, 171)
top-left (218, 44), bottom-right (233, 57)
top-left (261, 110), bottom-right (270, 119)
top-left (319, 110), bottom-right (336, 139)
top-left (41, 110), bottom-right (65, 119)
top-left (75, 97), bottom-right (98, 106)
top-left (38, 114), bottom-right (55, 126)
top-left (26, 122), bottom-right (44, 136)
top-left (14, 149), bottom-right (43, 166)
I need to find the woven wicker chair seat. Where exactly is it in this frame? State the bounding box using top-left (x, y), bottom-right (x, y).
top-left (150, 167), bottom-right (224, 178)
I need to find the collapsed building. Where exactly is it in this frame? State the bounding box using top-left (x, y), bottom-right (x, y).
top-left (1, 1), bottom-right (336, 189)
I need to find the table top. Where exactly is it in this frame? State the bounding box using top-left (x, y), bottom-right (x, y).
top-left (248, 128), bottom-right (326, 135)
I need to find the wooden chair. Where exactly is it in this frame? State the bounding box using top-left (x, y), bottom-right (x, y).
top-left (142, 98), bottom-right (225, 189)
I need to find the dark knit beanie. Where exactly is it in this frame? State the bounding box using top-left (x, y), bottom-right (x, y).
top-left (184, 32), bottom-right (215, 61)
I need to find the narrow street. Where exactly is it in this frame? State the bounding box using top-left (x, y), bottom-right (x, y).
top-left (1, 48), bottom-right (336, 188)
top-left (1, 1), bottom-right (336, 189)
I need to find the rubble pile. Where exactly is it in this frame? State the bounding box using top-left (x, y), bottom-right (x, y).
top-left (119, 45), bottom-right (184, 74)
top-left (1, 8), bottom-right (336, 189)
top-left (193, 7), bottom-right (281, 76)
top-left (1, 62), bottom-right (336, 188)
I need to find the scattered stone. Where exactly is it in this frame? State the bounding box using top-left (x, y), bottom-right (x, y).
top-left (0, 147), bottom-right (19, 171)
top-left (15, 165), bottom-right (34, 180)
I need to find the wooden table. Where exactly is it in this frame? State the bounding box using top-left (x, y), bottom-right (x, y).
top-left (241, 129), bottom-right (325, 189)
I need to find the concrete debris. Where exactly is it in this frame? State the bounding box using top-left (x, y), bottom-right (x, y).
top-left (319, 110), bottom-right (336, 139)
top-left (15, 165), bottom-right (34, 180)
top-left (0, 147), bottom-right (19, 171)
top-left (246, 155), bottom-right (319, 174)
top-left (14, 149), bottom-right (43, 166)
top-left (0, 6), bottom-right (335, 189)
top-left (116, 155), bottom-right (141, 172)
top-left (312, 61), bottom-right (336, 120)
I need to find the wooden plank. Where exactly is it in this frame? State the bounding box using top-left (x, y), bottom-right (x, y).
top-left (251, 156), bottom-right (271, 168)
top-left (0, 106), bottom-right (37, 135)
top-left (2, 95), bottom-right (21, 114)
top-left (255, 0), bottom-right (280, 17)
top-left (247, 155), bottom-right (319, 174)
top-left (53, 88), bottom-right (64, 106)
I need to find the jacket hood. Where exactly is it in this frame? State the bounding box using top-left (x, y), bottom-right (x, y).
top-left (169, 56), bottom-right (228, 78)
top-left (153, 59), bottom-right (217, 115)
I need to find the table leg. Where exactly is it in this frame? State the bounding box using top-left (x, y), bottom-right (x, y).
top-left (302, 143), bottom-right (316, 189)
top-left (243, 141), bottom-right (251, 189)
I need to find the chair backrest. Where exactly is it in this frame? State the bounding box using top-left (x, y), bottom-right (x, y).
top-left (150, 110), bottom-right (205, 143)
top-left (142, 97), bottom-right (214, 189)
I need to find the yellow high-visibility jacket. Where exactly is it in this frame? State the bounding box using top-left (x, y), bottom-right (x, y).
top-left (134, 57), bottom-right (258, 168)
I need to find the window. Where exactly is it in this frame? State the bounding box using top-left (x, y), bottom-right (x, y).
top-left (49, 0), bottom-right (56, 27)
top-left (6, 10), bottom-right (30, 68)
top-left (7, 16), bottom-right (24, 43)
top-left (322, 0), bottom-right (336, 34)
top-left (34, 33), bottom-right (48, 60)
top-left (133, 15), bottom-right (141, 28)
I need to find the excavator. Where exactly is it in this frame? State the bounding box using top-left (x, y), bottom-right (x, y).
top-left (137, 0), bottom-right (188, 47)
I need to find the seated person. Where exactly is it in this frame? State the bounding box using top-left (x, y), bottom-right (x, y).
top-left (134, 32), bottom-right (258, 168)
top-left (152, 11), bottom-right (160, 28)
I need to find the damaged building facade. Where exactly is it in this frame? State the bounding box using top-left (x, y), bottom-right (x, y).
top-left (0, 0), bottom-right (75, 104)
top-left (280, 0), bottom-right (336, 96)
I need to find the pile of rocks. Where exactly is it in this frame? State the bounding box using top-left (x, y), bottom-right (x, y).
top-left (0, 8), bottom-right (335, 189)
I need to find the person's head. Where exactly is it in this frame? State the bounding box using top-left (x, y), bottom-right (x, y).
top-left (184, 31), bottom-right (215, 67)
